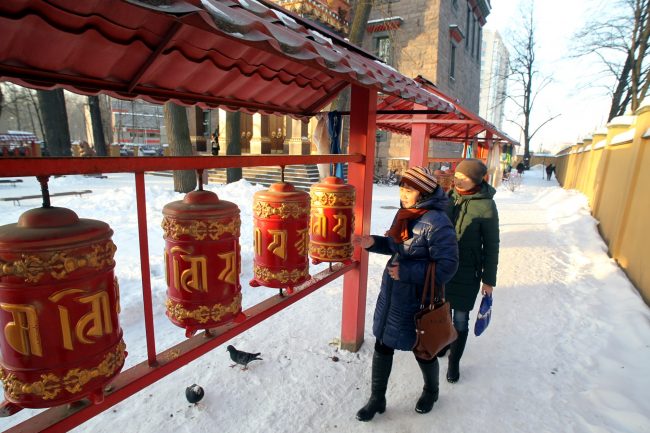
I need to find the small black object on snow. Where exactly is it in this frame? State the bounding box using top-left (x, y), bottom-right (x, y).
top-left (185, 384), bottom-right (204, 404)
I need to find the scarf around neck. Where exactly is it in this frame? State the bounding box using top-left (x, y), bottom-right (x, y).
top-left (455, 184), bottom-right (481, 196)
top-left (385, 207), bottom-right (428, 244)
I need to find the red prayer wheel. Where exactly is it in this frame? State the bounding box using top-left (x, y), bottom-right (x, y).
top-left (309, 176), bottom-right (356, 264)
top-left (249, 182), bottom-right (310, 290)
top-left (162, 190), bottom-right (242, 335)
top-left (0, 207), bottom-right (125, 409)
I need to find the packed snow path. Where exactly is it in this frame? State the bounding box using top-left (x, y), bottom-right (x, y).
top-left (0, 166), bottom-right (648, 433)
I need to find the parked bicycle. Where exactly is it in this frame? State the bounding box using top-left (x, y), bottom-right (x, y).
top-left (501, 171), bottom-right (522, 192)
top-left (373, 170), bottom-right (399, 186)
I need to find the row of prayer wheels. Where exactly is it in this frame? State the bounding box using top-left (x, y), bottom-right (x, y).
top-left (0, 176), bottom-right (354, 411)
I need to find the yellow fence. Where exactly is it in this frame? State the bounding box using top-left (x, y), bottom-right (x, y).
top-left (555, 102), bottom-right (650, 305)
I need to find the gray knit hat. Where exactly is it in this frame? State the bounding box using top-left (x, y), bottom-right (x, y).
top-left (456, 159), bottom-right (487, 185)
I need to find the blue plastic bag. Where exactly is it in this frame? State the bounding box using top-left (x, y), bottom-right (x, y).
top-left (474, 294), bottom-right (492, 336)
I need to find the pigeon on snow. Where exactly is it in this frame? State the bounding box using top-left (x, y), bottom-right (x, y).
top-left (185, 384), bottom-right (204, 404)
top-left (227, 345), bottom-right (262, 370)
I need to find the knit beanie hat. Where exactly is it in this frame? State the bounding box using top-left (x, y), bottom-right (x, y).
top-left (456, 159), bottom-right (487, 185)
top-left (399, 166), bottom-right (438, 194)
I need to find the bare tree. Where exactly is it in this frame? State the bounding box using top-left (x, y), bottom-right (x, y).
top-left (163, 101), bottom-right (196, 192)
top-left (88, 95), bottom-right (107, 156)
top-left (26, 89), bottom-right (44, 139)
top-left (37, 89), bottom-right (72, 156)
top-left (1, 83), bottom-right (33, 131)
top-left (506, 2), bottom-right (559, 167)
top-left (573, 0), bottom-right (650, 120)
top-left (332, 1), bottom-right (372, 114)
top-left (225, 111), bottom-right (242, 183)
top-left (332, 0), bottom-right (373, 148)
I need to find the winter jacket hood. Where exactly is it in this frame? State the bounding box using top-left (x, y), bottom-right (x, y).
top-left (413, 186), bottom-right (449, 212)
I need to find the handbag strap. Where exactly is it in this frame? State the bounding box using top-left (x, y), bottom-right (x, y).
top-left (419, 261), bottom-right (445, 309)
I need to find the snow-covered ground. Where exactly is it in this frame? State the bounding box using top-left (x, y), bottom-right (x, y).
top-left (0, 165), bottom-right (648, 433)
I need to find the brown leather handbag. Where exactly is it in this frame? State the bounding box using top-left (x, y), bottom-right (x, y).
top-left (413, 262), bottom-right (458, 360)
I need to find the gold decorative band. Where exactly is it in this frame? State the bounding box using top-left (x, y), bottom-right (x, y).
top-left (309, 244), bottom-right (354, 260)
top-left (166, 292), bottom-right (242, 324)
top-left (161, 216), bottom-right (241, 241)
top-left (0, 240), bottom-right (117, 283)
top-left (253, 264), bottom-right (309, 284)
top-left (0, 339), bottom-right (126, 401)
top-left (310, 191), bottom-right (355, 207)
top-left (253, 201), bottom-right (309, 219)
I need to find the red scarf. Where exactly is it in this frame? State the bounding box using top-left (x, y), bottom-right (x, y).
top-left (385, 208), bottom-right (428, 244)
top-left (455, 185), bottom-right (481, 196)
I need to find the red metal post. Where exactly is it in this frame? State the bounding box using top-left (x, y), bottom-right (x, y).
top-left (341, 84), bottom-right (377, 352)
top-left (409, 103), bottom-right (431, 167)
top-left (135, 172), bottom-right (157, 365)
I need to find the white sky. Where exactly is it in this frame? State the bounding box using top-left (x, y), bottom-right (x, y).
top-left (1, 169), bottom-right (649, 432)
top-left (485, 0), bottom-right (615, 153)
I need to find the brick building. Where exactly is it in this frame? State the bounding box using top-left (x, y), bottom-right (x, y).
top-left (362, 0), bottom-right (491, 173)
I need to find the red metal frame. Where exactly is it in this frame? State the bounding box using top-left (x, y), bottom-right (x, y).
top-left (0, 150), bottom-right (368, 432)
top-left (135, 172), bottom-right (157, 365)
top-left (0, 155), bottom-right (363, 177)
top-left (340, 85), bottom-right (377, 352)
top-left (409, 104), bottom-right (431, 167)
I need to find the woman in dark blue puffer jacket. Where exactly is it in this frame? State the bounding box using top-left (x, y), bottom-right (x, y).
top-left (352, 166), bottom-right (458, 421)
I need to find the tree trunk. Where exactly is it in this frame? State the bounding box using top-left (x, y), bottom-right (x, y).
top-left (11, 87), bottom-right (22, 131)
top-left (37, 89), bottom-right (72, 156)
top-left (333, 1), bottom-right (373, 149)
top-left (608, 54), bottom-right (633, 121)
top-left (163, 101), bottom-right (196, 192)
top-left (27, 90), bottom-right (44, 140)
top-left (226, 111), bottom-right (242, 183)
top-left (88, 95), bottom-right (107, 156)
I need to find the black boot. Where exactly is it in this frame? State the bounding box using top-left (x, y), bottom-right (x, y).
top-left (447, 330), bottom-right (469, 383)
top-left (356, 350), bottom-right (393, 422)
top-left (415, 357), bottom-right (439, 414)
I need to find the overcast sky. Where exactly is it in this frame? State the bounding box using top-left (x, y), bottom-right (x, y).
top-left (485, 0), bottom-right (615, 153)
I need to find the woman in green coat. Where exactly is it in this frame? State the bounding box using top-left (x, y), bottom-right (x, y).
top-left (445, 159), bottom-right (500, 383)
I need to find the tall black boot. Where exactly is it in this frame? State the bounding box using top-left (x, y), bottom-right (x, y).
top-left (356, 350), bottom-right (393, 422)
top-left (447, 330), bottom-right (469, 383)
top-left (415, 357), bottom-right (439, 414)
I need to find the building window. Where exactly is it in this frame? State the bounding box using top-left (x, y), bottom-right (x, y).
top-left (450, 42), bottom-right (456, 79)
top-left (476, 28), bottom-right (482, 61)
top-left (465, 5), bottom-right (470, 49)
top-left (374, 35), bottom-right (392, 64)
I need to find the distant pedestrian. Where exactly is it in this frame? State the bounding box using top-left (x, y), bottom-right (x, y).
top-left (545, 163), bottom-right (555, 181)
top-left (79, 141), bottom-right (96, 157)
top-left (516, 162), bottom-right (525, 175)
top-left (211, 127), bottom-right (220, 156)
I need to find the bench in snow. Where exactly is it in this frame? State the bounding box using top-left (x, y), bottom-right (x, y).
top-left (1, 190), bottom-right (92, 206)
top-left (0, 179), bottom-right (23, 187)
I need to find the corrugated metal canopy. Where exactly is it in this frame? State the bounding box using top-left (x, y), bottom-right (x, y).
top-left (376, 76), bottom-right (518, 146)
top-left (0, 0), bottom-right (457, 119)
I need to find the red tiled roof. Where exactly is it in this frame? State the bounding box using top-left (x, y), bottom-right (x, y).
top-left (376, 76), bottom-right (518, 146)
top-left (0, 0), bottom-right (455, 118)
